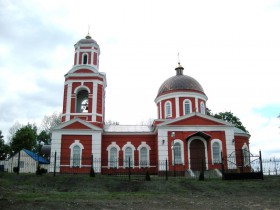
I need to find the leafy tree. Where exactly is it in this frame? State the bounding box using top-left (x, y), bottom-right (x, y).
top-left (10, 124), bottom-right (37, 153)
top-left (0, 131), bottom-right (10, 160)
top-left (37, 130), bottom-right (51, 153)
top-left (211, 111), bottom-right (249, 134)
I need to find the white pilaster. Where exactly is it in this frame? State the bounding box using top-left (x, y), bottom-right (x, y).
top-left (92, 82), bottom-right (98, 121)
top-left (175, 97), bottom-right (179, 117)
top-left (195, 97), bottom-right (198, 112)
top-left (159, 101), bottom-right (162, 119)
top-left (66, 83), bottom-right (72, 121)
top-left (91, 49), bottom-right (94, 65)
top-left (225, 128), bottom-right (236, 169)
top-left (50, 131), bottom-right (62, 172)
top-left (158, 129), bottom-right (168, 171)
top-left (92, 132), bottom-right (102, 173)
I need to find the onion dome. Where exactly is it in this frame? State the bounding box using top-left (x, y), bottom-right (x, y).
top-left (157, 63), bottom-right (205, 97)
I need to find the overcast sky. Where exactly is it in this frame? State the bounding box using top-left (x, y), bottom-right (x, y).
top-left (0, 0), bottom-right (280, 158)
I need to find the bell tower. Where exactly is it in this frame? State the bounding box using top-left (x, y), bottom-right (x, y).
top-left (61, 33), bottom-right (106, 128)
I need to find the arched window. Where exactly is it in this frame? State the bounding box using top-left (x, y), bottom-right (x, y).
top-left (76, 89), bottom-right (89, 113)
top-left (107, 142), bottom-right (120, 168)
top-left (83, 53), bottom-right (88, 64)
top-left (183, 100), bottom-right (192, 115)
top-left (109, 147), bottom-right (118, 168)
top-left (165, 101), bottom-right (172, 118)
top-left (200, 102), bottom-right (205, 114)
top-left (137, 142), bottom-right (151, 168)
top-left (242, 144), bottom-right (250, 166)
top-left (212, 142), bottom-right (221, 163)
top-left (173, 142), bottom-right (182, 164)
top-left (73, 145), bottom-right (81, 167)
top-left (140, 147), bottom-right (148, 167)
top-left (124, 147), bottom-right (133, 167)
top-left (69, 140), bottom-right (84, 168)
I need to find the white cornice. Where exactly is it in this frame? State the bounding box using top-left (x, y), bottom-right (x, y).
top-left (67, 65), bottom-right (98, 74)
top-left (156, 112), bottom-right (233, 127)
top-left (53, 118), bottom-right (102, 131)
top-left (154, 91), bottom-right (208, 104)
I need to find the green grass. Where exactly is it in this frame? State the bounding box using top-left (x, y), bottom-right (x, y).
top-left (0, 173), bottom-right (280, 202)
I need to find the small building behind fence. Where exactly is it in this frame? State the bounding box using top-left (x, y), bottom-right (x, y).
top-left (4, 149), bottom-right (50, 173)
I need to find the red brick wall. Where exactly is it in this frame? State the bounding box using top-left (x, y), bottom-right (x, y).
top-left (93, 52), bottom-right (97, 65)
top-left (101, 135), bottom-right (157, 173)
top-left (60, 134), bottom-right (92, 166)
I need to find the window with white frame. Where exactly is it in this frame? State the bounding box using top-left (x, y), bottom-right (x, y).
top-left (137, 142), bottom-right (151, 168)
top-left (200, 101), bottom-right (205, 114)
top-left (165, 101), bottom-right (172, 118)
top-left (212, 142), bottom-right (221, 163)
top-left (173, 142), bottom-right (182, 164)
top-left (183, 99), bottom-right (192, 115)
top-left (83, 53), bottom-right (88, 64)
top-left (124, 147), bottom-right (133, 167)
top-left (172, 140), bottom-right (184, 165)
top-left (69, 140), bottom-right (84, 168)
top-left (140, 147), bottom-right (148, 167)
top-left (242, 144), bottom-right (250, 166)
top-left (107, 142), bottom-right (120, 168)
top-left (109, 147), bottom-right (118, 168)
top-left (72, 145), bottom-right (81, 167)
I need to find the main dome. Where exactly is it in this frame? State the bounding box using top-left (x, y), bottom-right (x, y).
top-left (157, 64), bottom-right (205, 97)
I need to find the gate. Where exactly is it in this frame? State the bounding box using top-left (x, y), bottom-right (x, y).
top-left (222, 150), bottom-right (264, 180)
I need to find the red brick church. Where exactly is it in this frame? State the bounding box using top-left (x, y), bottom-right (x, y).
top-left (50, 34), bottom-right (250, 174)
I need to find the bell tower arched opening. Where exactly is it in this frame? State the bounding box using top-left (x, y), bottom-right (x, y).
top-left (76, 89), bottom-right (89, 113)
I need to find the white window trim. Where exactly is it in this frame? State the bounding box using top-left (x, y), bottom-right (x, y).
top-left (74, 85), bottom-right (91, 94)
top-left (200, 101), bottom-right (205, 114)
top-left (172, 139), bottom-right (184, 165)
top-left (122, 142), bottom-right (136, 168)
top-left (165, 101), bottom-right (172, 118)
top-left (183, 99), bottom-right (192, 115)
top-left (211, 139), bottom-right (222, 164)
top-left (106, 142), bottom-right (120, 169)
top-left (69, 140), bottom-right (84, 168)
top-left (137, 142), bottom-right (151, 168)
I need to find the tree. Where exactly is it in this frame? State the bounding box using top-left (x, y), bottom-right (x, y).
top-left (8, 121), bottom-right (23, 143)
top-left (40, 112), bottom-right (62, 143)
top-left (211, 111), bottom-right (249, 134)
top-left (10, 124), bottom-right (37, 153)
top-left (0, 131), bottom-right (10, 160)
top-left (105, 120), bottom-right (119, 125)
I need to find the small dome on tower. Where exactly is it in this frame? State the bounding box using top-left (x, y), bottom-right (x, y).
top-left (75, 33), bottom-right (98, 45)
top-left (157, 63), bottom-right (205, 97)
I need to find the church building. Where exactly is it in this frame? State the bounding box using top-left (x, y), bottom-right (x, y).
top-left (50, 34), bottom-right (250, 174)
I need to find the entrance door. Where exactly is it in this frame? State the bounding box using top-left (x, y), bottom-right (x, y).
top-left (190, 139), bottom-right (206, 171)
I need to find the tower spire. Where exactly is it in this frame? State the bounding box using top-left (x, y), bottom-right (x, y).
top-left (175, 53), bottom-right (184, 75)
top-left (86, 25), bottom-right (91, 39)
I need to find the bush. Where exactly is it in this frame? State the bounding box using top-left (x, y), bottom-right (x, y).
top-left (145, 170), bottom-right (151, 181)
top-left (36, 166), bottom-right (47, 175)
top-left (13, 167), bottom-right (19, 173)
